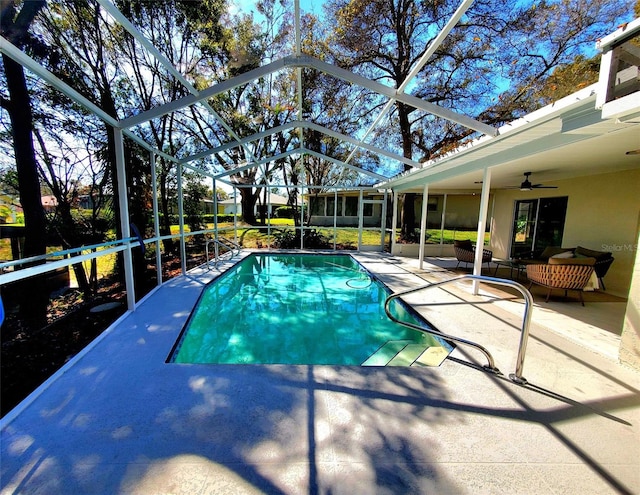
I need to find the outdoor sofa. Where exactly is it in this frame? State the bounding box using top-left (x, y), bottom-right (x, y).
top-left (525, 256), bottom-right (596, 306)
top-left (518, 245), bottom-right (614, 290)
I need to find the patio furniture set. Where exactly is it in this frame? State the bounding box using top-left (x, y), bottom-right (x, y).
top-left (453, 240), bottom-right (615, 305)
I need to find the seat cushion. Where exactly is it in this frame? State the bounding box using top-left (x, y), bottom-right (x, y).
top-left (575, 246), bottom-right (611, 261)
top-left (550, 250), bottom-right (575, 259)
top-left (548, 256), bottom-right (596, 266)
top-left (540, 246), bottom-right (573, 260)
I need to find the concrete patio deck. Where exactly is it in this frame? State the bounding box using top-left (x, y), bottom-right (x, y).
top-left (1, 251), bottom-right (638, 494)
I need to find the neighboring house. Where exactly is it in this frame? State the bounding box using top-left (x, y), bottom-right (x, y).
top-left (77, 193), bottom-right (113, 211)
top-left (41, 195), bottom-right (58, 212)
top-left (216, 198), bottom-right (237, 215)
top-left (200, 198), bottom-right (215, 215)
top-left (217, 193), bottom-right (289, 217)
top-left (307, 190), bottom-right (386, 228)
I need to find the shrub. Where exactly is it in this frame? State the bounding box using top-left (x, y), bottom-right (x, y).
top-left (274, 206), bottom-right (295, 219)
top-left (272, 228), bottom-right (331, 249)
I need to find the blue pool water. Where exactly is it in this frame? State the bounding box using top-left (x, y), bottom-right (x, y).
top-left (169, 254), bottom-right (451, 365)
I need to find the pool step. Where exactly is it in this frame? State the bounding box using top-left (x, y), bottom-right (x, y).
top-left (361, 341), bottom-right (412, 366)
top-left (362, 340), bottom-right (449, 367)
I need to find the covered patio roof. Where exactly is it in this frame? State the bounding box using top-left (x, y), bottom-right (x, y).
top-left (379, 83), bottom-right (640, 192)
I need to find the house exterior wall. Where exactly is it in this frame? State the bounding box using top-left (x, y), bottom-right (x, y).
top-left (219, 194), bottom-right (289, 217)
top-left (220, 203), bottom-right (239, 215)
top-left (620, 226), bottom-right (640, 371)
top-left (491, 168), bottom-right (640, 297)
top-left (308, 193), bottom-right (384, 227)
top-left (406, 194), bottom-right (488, 231)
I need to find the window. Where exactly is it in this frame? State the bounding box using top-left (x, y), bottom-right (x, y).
top-left (327, 196), bottom-right (336, 216)
top-left (310, 197), bottom-right (324, 216)
top-left (345, 197), bottom-right (358, 216)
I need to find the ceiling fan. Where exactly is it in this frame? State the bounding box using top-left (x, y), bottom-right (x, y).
top-left (510, 172), bottom-right (558, 191)
top-left (474, 171), bottom-right (558, 190)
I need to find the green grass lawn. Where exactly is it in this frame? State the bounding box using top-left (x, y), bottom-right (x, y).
top-left (200, 222), bottom-right (489, 248)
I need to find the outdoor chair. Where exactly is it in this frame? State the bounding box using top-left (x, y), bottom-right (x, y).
top-left (525, 257), bottom-right (596, 306)
top-left (453, 239), bottom-right (493, 271)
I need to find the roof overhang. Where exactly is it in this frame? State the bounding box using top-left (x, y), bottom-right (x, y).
top-left (378, 84), bottom-right (640, 192)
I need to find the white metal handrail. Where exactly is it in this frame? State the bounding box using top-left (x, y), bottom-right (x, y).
top-left (205, 237), bottom-right (241, 269)
top-left (0, 236), bottom-right (137, 271)
top-left (0, 237), bottom-right (145, 286)
top-left (384, 274), bottom-right (533, 384)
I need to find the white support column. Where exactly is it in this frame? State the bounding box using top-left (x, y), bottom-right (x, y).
top-left (213, 178), bottom-right (218, 240)
top-left (177, 163), bottom-right (186, 275)
top-left (391, 191), bottom-right (398, 254)
top-left (233, 186), bottom-right (238, 245)
top-left (300, 157), bottom-right (305, 250)
top-left (149, 151), bottom-right (162, 286)
top-left (381, 190), bottom-right (388, 249)
top-left (333, 189), bottom-right (338, 251)
top-left (473, 168), bottom-right (492, 294)
top-left (114, 129), bottom-right (136, 310)
top-left (358, 189), bottom-right (364, 251)
top-left (440, 193), bottom-right (448, 256)
top-left (267, 186), bottom-right (272, 246)
top-left (418, 184), bottom-right (429, 270)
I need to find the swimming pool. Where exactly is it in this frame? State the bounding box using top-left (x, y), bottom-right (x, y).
top-left (168, 253), bottom-right (453, 365)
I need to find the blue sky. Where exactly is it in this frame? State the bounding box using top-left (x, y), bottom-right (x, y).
top-left (230, 0), bottom-right (324, 18)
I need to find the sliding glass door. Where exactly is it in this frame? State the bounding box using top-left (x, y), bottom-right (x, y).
top-left (510, 197), bottom-right (568, 259)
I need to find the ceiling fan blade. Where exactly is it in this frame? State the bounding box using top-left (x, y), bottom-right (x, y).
top-left (476, 172), bottom-right (558, 190)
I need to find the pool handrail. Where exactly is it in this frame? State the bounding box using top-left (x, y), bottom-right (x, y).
top-left (384, 274), bottom-right (533, 384)
top-left (205, 237), bottom-right (241, 269)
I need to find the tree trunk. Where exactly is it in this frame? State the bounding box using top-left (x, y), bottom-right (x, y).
top-left (57, 202), bottom-right (92, 297)
top-left (33, 128), bottom-right (93, 297)
top-left (240, 188), bottom-right (258, 225)
top-left (1, 52), bottom-right (49, 328)
top-left (398, 103), bottom-right (418, 242)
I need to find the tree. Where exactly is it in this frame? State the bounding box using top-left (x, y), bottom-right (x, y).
top-left (325, 0), bottom-right (632, 241)
top-left (35, 0), bottom-right (139, 287)
top-left (115, 0), bottom-right (225, 253)
top-left (183, 175), bottom-right (208, 234)
top-left (1, 0), bottom-right (49, 328)
top-left (275, 9), bottom-right (373, 226)
top-left (531, 54), bottom-right (601, 105)
top-left (188, 2), bottom-right (297, 226)
top-left (36, 0), bottom-right (225, 291)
